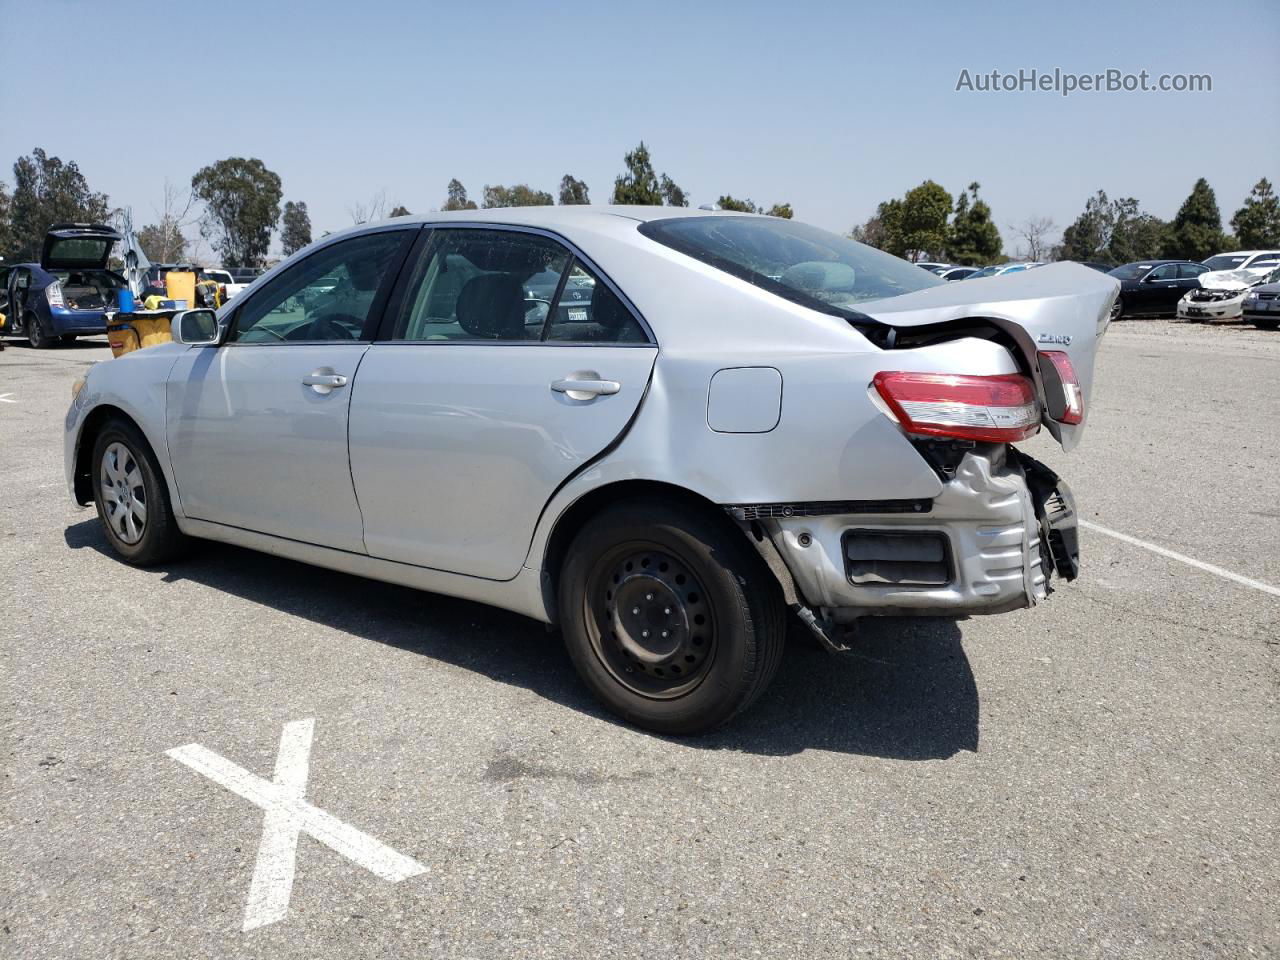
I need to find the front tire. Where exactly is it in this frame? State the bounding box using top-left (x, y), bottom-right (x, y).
top-left (558, 499), bottom-right (785, 735)
top-left (26, 312), bottom-right (54, 349)
top-left (91, 418), bottom-right (188, 565)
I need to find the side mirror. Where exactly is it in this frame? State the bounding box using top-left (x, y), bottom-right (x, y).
top-left (171, 308), bottom-right (220, 345)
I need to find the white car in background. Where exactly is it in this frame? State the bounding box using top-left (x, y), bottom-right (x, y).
top-left (967, 262), bottom-right (1043, 279)
top-left (1201, 249), bottom-right (1280, 278)
top-left (1178, 265), bottom-right (1280, 322)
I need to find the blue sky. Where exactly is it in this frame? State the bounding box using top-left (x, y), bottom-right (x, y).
top-left (1, 0), bottom-right (1276, 258)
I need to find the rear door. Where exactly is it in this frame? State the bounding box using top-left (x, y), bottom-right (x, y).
top-left (349, 226), bottom-right (657, 580)
top-left (1177, 262), bottom-right (1208, 292)
top-left (166, 229), bottom-right (413, 552)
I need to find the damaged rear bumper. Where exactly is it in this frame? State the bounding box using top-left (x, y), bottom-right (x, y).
top-left (735, 445), bottom-right (1078, 623)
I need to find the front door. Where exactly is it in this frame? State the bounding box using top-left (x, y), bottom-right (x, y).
top-left (165, 229), bottom-right (413, 552)
top-left (349, 227), bottom-right (657, 580)
top-left (1136, 262), bottom-right (1181, 313)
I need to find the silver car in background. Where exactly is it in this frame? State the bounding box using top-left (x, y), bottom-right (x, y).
top-left (65, 208), bottom-right (1116, 733)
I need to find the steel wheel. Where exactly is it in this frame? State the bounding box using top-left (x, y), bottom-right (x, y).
top-left (100, 441), bottom-right (148, 545)
top-left (586, 543), bottom-right (717, 699)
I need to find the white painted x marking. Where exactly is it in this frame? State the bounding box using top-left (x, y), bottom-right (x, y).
top-left (167, 719), bottom-right (426, 931)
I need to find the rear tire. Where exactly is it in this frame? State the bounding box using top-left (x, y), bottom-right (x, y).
top-left (26, 312), bottom-right (53, 349)
top-left (91, 418), bottom-right (188, 565)
top-left (1109, 298), bottom-right (1125, 322)
top-left (558, 498), bottom-right (785, 735)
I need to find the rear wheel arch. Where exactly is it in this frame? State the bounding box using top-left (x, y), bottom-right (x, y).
top-left (540, 479), bottom-right (780, 624)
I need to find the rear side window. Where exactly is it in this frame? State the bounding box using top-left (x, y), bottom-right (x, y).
top-left (390, 228), bottom-right (649, 344)
top-left (545, 261), bottom-right (648, 343)
top-left (392, 229), bottom-right (570, 341)
top-left (638, 215), bottom-right (943, 317)
top-left (1178, 263), bottom-right (1207, 278)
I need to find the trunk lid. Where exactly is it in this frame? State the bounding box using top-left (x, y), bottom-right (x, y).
top-left (856, 262), bottom-right (1118, 451)
top-left (41, 223), bottom-right (121, 271)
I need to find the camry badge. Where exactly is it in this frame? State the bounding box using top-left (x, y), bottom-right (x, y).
top-left (1037, 333), bottom-right (1073, 345)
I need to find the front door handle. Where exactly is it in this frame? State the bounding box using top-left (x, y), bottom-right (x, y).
top-left (302, 369), bottom-right (348, 395)
top-left (551, 375), bottom-right (621, 401)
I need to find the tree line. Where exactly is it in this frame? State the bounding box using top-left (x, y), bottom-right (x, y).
top-left (3, 142), bottom-right (1275, 271)
top-left (851, 176), bottom-right (1280, 266)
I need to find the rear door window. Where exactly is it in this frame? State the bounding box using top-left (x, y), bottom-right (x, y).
top-left (390, 229), bottom-right (570, 342)
top-left (545, 261), bottom-right (648, 343)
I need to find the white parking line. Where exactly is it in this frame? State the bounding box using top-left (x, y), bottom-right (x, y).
top-left (167, 719), bottom-right (427, 931)
top-left (1080, 519), bottom-right (1280, 599)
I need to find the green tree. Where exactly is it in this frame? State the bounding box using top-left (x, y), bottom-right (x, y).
top-left (851, 199), bottom-right (902, 251)
top-left (1230, 178), bottom-right (1280, 248)
top-left (280, 200), bottom-right (312, 256)
top-left (0, 180), bottom-right (12, 258)
top-left (765, 202), bottom-right (793, 219)
top-left (482, 184), bottom-right (554, 208)
top-left (1162, 178), bottom-right (1227, 261)
top-left (190, 157), bottom-right (282, 268)
top-left (895, 180), bottom-right (952, 261)
top-left (137, 220), bottom-right (187, 262)
top-left (717, 195), bottom-right (759, 212)
top-left (442, 179), bottom-right (477, 211)
top-left (558, 175), bottom-right (589, 205)
top-left (1107, 198), bottom-right (1166, 263)
top-left (388, 204), bottom-right (411, 218)
top-left (7, 147), bottom-right (111, 261)
top-left (1058, 190), bottom-right (1113, 261)
top-left (946, 182), bottom-right (1002, 264)
top-left (611, 142), bottom-right (686, 206)
top-left (659, 174), bottom-right (688, 207)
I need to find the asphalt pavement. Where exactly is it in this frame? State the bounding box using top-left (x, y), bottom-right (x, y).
top-left (2, 322), bottom-right (1277, 959)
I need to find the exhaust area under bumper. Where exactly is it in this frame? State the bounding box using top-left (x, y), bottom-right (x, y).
top-left (744, 445), bottom-right (1077, 623)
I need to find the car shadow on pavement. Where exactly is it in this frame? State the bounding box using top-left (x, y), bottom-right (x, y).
top-left (65, 519), bottom-right (978, 761)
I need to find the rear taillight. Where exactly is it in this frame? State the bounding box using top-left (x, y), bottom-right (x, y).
top-left (872, 371), bottom-right (1040, 443)
top-left (1037, 350), bottom-right (1084, 425)
top-left (45, 281), bottom-right (65, 308)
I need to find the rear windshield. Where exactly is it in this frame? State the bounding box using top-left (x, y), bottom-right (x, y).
top-left (1203, 255), bottom-right (1250, 271)
top-left (638, 216), bottom-right (943, 317)
top-left (1109, 263), bottom-right (1156, 280)
top-left (47, 237), bottom-right (112, 263)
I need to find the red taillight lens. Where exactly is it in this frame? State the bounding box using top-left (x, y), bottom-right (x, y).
top-left (872, 371), bottom-right (1040, 443)
top-left (1037, 350), bottom-right (1083, 425)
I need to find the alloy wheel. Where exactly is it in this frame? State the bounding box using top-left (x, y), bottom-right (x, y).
top-left (100, 441), bottom-right (148, 544)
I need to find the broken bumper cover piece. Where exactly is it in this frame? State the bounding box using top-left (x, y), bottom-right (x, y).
top-left (754, 445), bottom-right (1077, 622)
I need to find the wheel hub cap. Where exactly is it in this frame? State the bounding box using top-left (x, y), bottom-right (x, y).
top-left (592, 548), bottom-right (715, 697)
top-left (612, 575), bottom-right (687, 664)
top-left (100, 442), bottom-right (147, 545)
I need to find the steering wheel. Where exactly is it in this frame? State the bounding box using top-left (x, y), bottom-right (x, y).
top-left (302, 313), bottom-right (360, 341)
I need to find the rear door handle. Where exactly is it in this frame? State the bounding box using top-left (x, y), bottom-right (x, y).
top-left (551, 376), bottom-right (620, 401)
top-left (302, 369), bottom-right (348, 395)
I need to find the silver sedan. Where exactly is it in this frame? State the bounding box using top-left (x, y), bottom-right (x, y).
top-left (66, 208), bottom-right (1117, 733)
